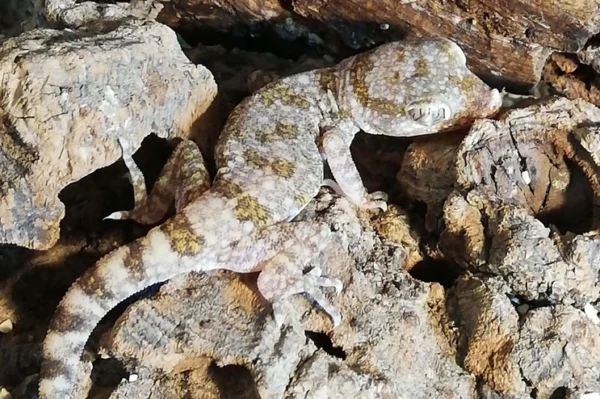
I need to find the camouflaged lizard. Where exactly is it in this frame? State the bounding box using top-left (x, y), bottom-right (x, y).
top-left (39, 38), bottom-right (502, 398)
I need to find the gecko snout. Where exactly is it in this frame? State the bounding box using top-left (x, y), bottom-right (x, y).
top-left (472, 86), bottom-right (503, 118)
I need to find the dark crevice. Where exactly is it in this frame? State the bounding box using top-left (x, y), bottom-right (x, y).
top-left (409, 259), bottom-right (462, 288)
top-left (549, 386), bottom-right (568, 399)
top-left (305, 331), bottom-right (347, 360)
top-left (536, 156), bottom-right (594, 235)
top-left (88, 358), bottom-right (128, 396)
top-left (508, 294), bottom-right (553, 310)
top-left (278, 0), bottom-right (295, 13)
top-left (174, 19), bottom-right (326, 61)
top-left (586, 31), bottom-right (600, 46)
top-left (545, 51), bottom-right (600, 93)
top-left (208, 363), bottom-right (259, 399)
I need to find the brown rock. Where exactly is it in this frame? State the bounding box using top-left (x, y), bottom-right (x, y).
top-left (449, 274), bottom-right (600, 398)
top-left (0, 19), bottom-right (217, 249)
top-left (291, 0), bottom-right (600, 85)
top-left (454, 97), bottom-right (600, 227)
top-left (516, 306), bottom-right (600, 398)
top-left (152, 0), bottom-right (600, 85)
top-left (452, 275), bottom-right (525, 395)
top-left (542, 52), bottom-right (600, 107)
top-left (157, 0), bottom-right (286, 33)
top-left (440, 98), bottom-right (600, 306)
top-left (396, 132), bottom-right (464, 232)
top-left (44, 0), bottom-right (164, 28)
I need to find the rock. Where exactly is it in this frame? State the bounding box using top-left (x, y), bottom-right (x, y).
top-left (0, 319), bottom-right (13, 333)
top-left (451, 275), bottom-right (526, 395)
top-left (44, 0), bottom-right (164, 28)
top-left (440, 97), bottom-right (600, 306)
top-left (97, 192), bottom-right (474, 397)
top-left (158, 0), bottom-right (287, 34)
top-left (542, 53), bottom-right (600, 107)
top-left (0, 19), bottom-right (217, 249)
top-left (0, 0), bottom-right (44, 38)
top-left (371, 205), bottom-right (424, 271)
top-left (449, 274), bottom-right (600, 398)
top-left (292, 0), bottom-right (600, 85)
top-left (516, 306), bottom-right (600, 398)
top-left (579, 44), bottom-right (600, 75)
top-left (396, 132), bottom-right (464, 232)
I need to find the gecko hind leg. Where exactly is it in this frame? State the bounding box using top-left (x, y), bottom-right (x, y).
top-left (212, 220), bottom-right (342, 333)
top-left (106, 139), bottom-right (211, 225)
top-left (250, 222), bottom-right (343, 331)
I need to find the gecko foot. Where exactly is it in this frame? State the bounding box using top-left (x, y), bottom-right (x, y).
top-left (104, 209), bottom-right (132, 220)
top-left (270, 269), bottom-right (343, 333)
top-left (323, 179), bottom-right (388, 211)
top-left (257, 231), bottom-right (343, 332)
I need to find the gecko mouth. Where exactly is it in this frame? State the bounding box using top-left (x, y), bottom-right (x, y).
top-left (406, 101), bottom-right (452, 127)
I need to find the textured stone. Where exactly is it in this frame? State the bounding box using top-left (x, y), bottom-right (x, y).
top-left (0, 19), bottom-right (217, 249)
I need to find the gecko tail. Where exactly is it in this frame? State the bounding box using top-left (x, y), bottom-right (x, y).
top-left (38, 216), bottom-right (195, 399)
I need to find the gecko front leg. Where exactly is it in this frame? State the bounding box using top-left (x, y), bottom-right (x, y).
top-left (118, 138), bottom-right (148, 214)
top-left (321, 124), bottom-right (388, 211)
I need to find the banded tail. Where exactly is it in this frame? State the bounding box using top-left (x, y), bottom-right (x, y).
top-left (39, 211), bottom-right (212, 399)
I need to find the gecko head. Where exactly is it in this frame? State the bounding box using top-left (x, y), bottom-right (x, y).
top-left (342, 38), bottom-right (502, 137)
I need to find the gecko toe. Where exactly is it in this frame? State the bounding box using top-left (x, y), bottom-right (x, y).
top-left (104, 210), bottom-right (129, 220)
top-left (369, 191), bottom-right (389, 202)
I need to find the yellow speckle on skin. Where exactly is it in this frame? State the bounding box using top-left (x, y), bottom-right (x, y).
top-left (95, 289), bottom-right (103, 296)
top-left (235, 194), bottom-right (271, 228)
top-left (396, 48), bottom-right (406, 63)
top-left (414, 58), bottom-right (429, 77)
top-left (161, 216), bottom-right (205, 256)
top-left (245, 150), bottom-right (296, 178)
top-left (294, 193), bottom-right (311, 207)
top-left (212, 180), bottom-right (273, 227)
top-left (256, 123), bottom-right (299, 143)
top-left (271, 159), bottom-right (296, 178)
top-left (386, 71), bottom-right (403, 86)
top-left (349, 52), bottom-right (407, 115)
top-left (319, 70), bottom-right (339, 93)
top-left (259, 82), bottom-right (311, 109)
top-left (440, 40), bottom-right (457, 66)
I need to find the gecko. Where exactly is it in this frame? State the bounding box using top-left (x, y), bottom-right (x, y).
top-left (38, 37), bottom-right (502, 398)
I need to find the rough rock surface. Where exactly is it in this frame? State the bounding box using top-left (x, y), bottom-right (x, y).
top-left (2, 3), bottom-right (600, 398)
top-left (0, 19), bottom-right (217, 249)
top-left (542, 53), bottom-right (600, 108)
top-left (396, 132), bottom-right (464, 232)
top-left (516, 305), bottom-right (600, 398)
top-left (440, 98), bottom-right (600, 306)
top-left (45, 0), bottom-right (164, 28)
top-left (451, 275), bottom-right (525, 395)
top-left (98, 193), bottom-right (474, 398)
top-left (449, 274), bottom-right (600, 398)
top-left (157, 0), bottom-right (286, 33)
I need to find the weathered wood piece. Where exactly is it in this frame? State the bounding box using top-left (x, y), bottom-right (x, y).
top-left (157, 0), bottom-right (600, 85)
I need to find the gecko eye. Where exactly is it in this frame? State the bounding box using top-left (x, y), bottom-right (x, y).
top-left (406, 101), bottom-right (452, 126)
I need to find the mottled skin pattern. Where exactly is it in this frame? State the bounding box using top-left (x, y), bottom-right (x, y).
top-left (39, 38), bottom-right (502, 398)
